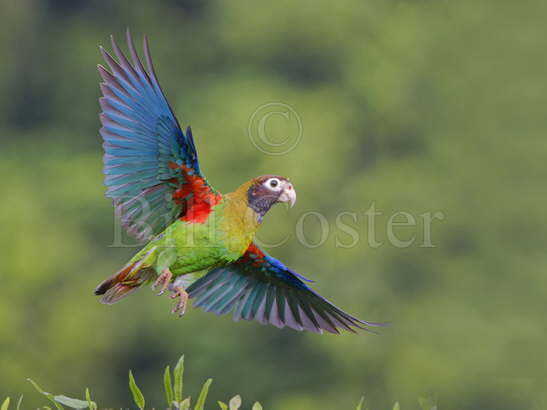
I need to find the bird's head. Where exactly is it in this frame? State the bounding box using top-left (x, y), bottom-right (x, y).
top-left (245, 175), bottom-right (296, 221)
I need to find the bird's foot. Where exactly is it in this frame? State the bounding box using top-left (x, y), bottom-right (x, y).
top-left (171, 286), bottom-right (188, 317)
top-left (152, 268), bottom-right (173, 295)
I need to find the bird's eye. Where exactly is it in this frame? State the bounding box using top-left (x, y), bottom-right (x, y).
top-left (269, 179), bottom-right (279, 188)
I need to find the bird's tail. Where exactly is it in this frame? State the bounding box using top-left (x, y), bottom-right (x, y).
top-left (94, 260), bottom-right (156, 304)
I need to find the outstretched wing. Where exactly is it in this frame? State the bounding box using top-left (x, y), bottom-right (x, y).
top-left (98, 30), bottom-right (220, 240)
top-left (187, 243), bottom-right (387, 334)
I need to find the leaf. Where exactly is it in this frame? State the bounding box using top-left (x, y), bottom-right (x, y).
top-left (1, 398), bottom-right (10, 410)
top-left (128, 370), bottom-right (145, 410)
top-left (52, 396), bottom-right (89, 409)
top-left (16, 396), bottom-right (23, 410)
top-left (85, 389), bottom-right (96, 410)
top-left (179, 397), bottom-right (191, 410)
top-left (217, 401), bottom-right (228, 410)
top-left (164, 365), bottom-right (174, 407)
top-left (418, 397), bottom-right (437, 410)
top-left (252, 402), bottom-right (263, 410)
top-left (195, 378), bottom-right (213, 410)
top-left (356, 396), bottom-right (365, 410)
top-left (27, 379), bottom-right (64, 410)
top-left (393, 402), bottom-right (400, 410)
top-left (174, 355), bottom-right (185, 403)
top-left (229, 395), bottom-right (242, 410)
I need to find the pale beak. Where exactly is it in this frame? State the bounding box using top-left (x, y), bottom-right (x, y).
top-left (278, 182), bottom-right (296, 207)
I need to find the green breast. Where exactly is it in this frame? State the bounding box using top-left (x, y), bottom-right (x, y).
top-left (132, 196), bottom-right (260, 276)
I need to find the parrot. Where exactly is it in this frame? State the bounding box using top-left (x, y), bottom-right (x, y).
top-left (94, 30), bottom-right (386, 334)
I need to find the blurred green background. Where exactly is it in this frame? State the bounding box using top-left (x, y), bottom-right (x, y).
top-left (1, 0), bottom-right (546, 408)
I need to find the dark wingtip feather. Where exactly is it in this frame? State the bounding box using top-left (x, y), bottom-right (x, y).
top-left (100, 283), bottom-right (139, 304)
top-left (125, 28), bottom-right (148, 78)
top-left (143, 35), bottom-right (154, 75)
top-left (94, 278), bottom-right (113, 295)
top-left (97, 64), bottom-right (112, 81)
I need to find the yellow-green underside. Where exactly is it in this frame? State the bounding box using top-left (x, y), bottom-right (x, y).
top-left (127, 189), bottom-right (260, 278)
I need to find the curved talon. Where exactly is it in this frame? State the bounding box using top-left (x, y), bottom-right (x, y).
top-left (171, 287), bottom-right (188, 316)
top-left (152, 268), bottom-right (173, 295)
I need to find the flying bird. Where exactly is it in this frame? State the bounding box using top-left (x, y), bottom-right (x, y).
top-left (94, 30), bottom-right (385, 334)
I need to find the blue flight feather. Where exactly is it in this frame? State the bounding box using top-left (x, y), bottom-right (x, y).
top-left (187, 242), bottom-right (388, 334)
top-left (98, 29), bottom-right (214, 240)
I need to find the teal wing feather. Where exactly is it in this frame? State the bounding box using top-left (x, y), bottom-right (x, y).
top-left (98, 29), bottom-right (216, 240)
top-left (187, 243), bottom-right (387, 334)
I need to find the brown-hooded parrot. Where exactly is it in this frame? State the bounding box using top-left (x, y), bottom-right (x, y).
top-left (94, 30), bottom-right (385, 334)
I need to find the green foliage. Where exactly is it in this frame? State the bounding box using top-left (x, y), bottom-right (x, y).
top-left (179, 397), bottom-right (191, 409)
top-left (27, 379), bottom-right (96, 410)
top-left (195, 378), bottom-right (213, 410)
top-left (3, 356), bottom-right (425, 409)
top-left (174, 354), bottom-right (185, 403)
top-left (27, 379), bottom-right (64, 410)
top-left (164, 365), bottom-right (174, 406)
top-left (128, 370), bottom-right (145, 409)
top-left (229, 395), bottom-right (242, 409)
top-left (84, 389), bottom-right (96, 410)
top-left (50, 396), bottom-right (89, 410)
top-left (0, 390), bottom-right (442, 410)
top-left (11, 356), bottom-right (255, 409)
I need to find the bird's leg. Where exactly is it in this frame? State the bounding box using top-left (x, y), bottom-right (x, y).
top-left (152, 268), bottom-right (173, 295)
top-left (171, 286), bottom-right (189, 316)
top-left (152, 246), bottom-right (177, 295)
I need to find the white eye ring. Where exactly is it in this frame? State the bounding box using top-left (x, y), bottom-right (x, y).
top-left (266, 178), bottom-right (282, 191)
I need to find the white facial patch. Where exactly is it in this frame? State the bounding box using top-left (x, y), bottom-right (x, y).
top-left (264, 177), bottom-right (283, 192)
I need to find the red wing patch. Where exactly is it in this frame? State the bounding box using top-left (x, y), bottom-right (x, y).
top-left (236, 242), bottom-right (267, 267)
top-left (169, 162), bottom-right (222, 223)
